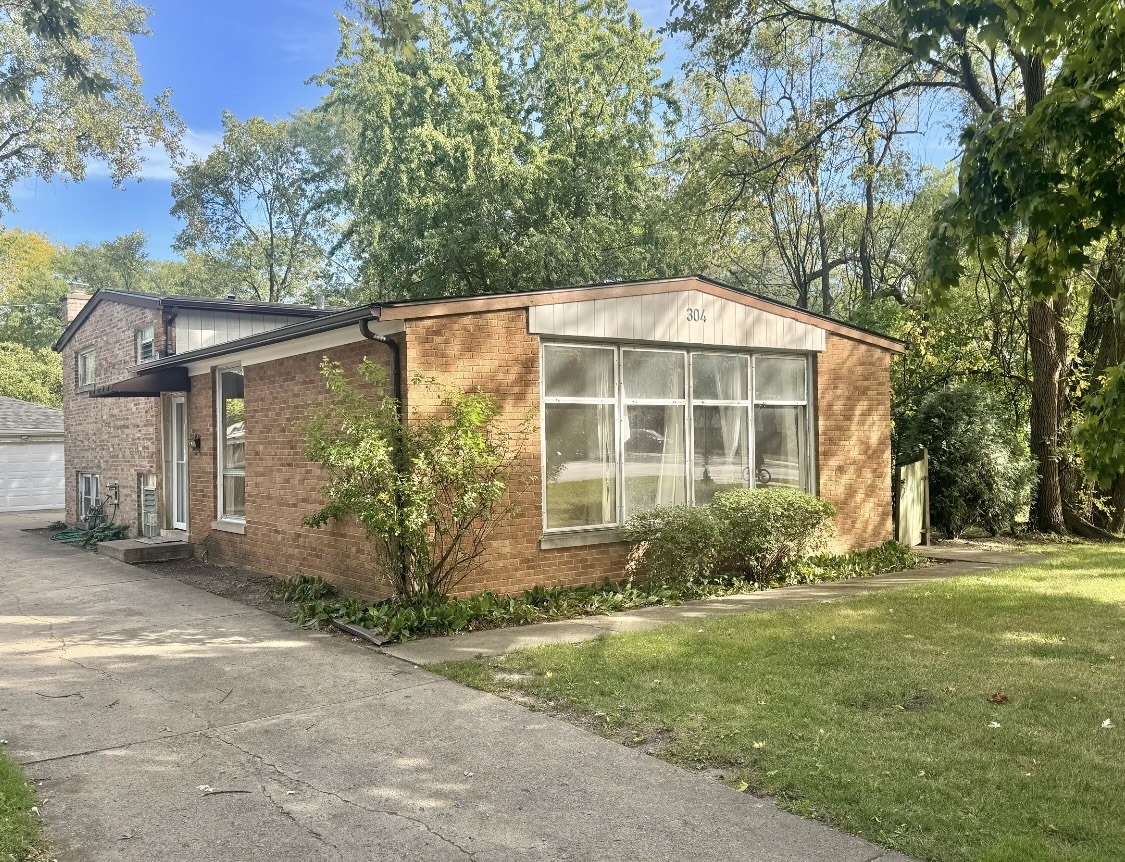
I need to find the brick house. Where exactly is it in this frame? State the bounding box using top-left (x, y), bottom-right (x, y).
top-left (56, 276), bottom-right (905, 600)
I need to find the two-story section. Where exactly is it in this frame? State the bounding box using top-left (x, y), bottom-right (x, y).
top-left (55, 289), bottom-right (329, 536)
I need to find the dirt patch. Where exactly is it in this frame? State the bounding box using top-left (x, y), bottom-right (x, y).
top-left (135, 557), bottom-right (297, 620)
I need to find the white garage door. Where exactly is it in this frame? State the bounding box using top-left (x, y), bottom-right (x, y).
top-left (0, 440), bottom-right (65, 512)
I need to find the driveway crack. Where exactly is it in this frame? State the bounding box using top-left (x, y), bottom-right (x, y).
top-left (208, 732), bottom-right (478, 860)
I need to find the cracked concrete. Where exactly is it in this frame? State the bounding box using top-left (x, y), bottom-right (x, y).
top-left (1, 511), bottom-right (915, 862)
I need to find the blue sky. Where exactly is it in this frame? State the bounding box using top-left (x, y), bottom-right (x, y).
top-left (4, 0), bottom-right (953, 260)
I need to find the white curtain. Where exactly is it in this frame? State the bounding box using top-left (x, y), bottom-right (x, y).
top-left (712, 359), bottom-right (744, 460)
top-left (656, 406), bottom-right (686, 505)
top-left (596, 360), bottom-right (615, 523)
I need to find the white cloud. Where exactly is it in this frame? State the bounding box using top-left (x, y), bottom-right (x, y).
top-left (86, 126), bottom-right (224, 182)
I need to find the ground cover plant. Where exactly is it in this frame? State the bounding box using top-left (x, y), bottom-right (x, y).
top-left (290, 541), bottom-right (922, 641)
top-left (435, 543), bottom-right (1125, 862)
top-left (0, 751), bottom-right (48, 861)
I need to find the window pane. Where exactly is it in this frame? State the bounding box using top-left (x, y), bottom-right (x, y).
top-left (543, 345), bottom-right (614, 399)
top-left (624, 405), bottom-right (686, 514)
top-left (755, 356), bottom-right (807, 402)
top-left (623, 350), bottom-right (684, 400)
top-left (754, 405), bottom-right (806, 489)
top-left (223, 475), bottom-right (246, 518)
top-left (544, 404), bottom-right (616, 528)
top-left (692, 353), bottom-right (748, 402)
top-left (221, 370), bottom-right (245, 470)
top-left (693, 405), bottom-right (749, 504)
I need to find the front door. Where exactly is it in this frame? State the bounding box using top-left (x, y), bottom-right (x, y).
top-left (166, 395), bottom-right (188, 530)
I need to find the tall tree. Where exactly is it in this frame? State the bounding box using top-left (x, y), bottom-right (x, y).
top-left (322, 0), bottom-right (682, 298)
top-left (61, 231), bottom-right (150, 292)
top-left (0, 0), bottom-right (182, 212)
top-left (171, 110), bottom-right (349, 304)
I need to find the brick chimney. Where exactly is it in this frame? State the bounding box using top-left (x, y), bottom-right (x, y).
top-left (60, 290), bottom-right (92, 324)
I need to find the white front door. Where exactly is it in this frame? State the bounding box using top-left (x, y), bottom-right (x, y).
top-left (167, 396), bottom-right (188, 529)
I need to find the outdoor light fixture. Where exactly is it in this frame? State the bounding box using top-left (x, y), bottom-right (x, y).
top-left (189, 432), bottom-right (202, 452)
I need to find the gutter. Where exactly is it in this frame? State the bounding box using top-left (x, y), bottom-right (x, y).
top-left (360, 316), bottom-right (404, 419)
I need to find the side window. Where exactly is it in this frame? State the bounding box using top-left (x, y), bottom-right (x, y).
top-left (77, 349), bottom-right (95, 390)
top-left (135, 326), bottom-right (155, 362)
top-left (752, 355), bottom-right (810, 491)
top-left (77, 472), bottom-right (100, 519)
top-left (217, 366), bottom-right (246, 521)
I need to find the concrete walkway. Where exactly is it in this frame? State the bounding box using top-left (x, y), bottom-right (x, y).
top-left (0, 511), bottom-right (914, 862)
top-left (384, 547), bottom-right (1043, 666)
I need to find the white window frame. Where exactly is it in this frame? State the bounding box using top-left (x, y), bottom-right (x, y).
top-left (540, 342), bottom-right (815, 534)
top-left (77, 472), bottom-right (99, 520)
top-left (135, 325), bottom-right (155, 363)
top-left (77, 348), bottom-right (95, 390)
top-left (215, 364), bottom-right (246, 523)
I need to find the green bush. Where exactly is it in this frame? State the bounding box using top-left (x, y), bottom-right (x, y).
top-left (896, 385), bottom-right (1035, 537)
top-left (621, 504), bottom-right (721, 586)
top-left (710, 487), bottom-right (836, 584)
top-left (280, 575), bottom-right (337, 603)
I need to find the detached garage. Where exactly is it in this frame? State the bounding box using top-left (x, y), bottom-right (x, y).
top-left (0, 396), bottom-right (64, 512)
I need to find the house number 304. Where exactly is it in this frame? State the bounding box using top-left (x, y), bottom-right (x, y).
top-left (686, 307), bottom-right (707, 322)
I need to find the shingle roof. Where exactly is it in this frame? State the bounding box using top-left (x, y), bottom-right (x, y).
top-left (0, 397), bottom-right (63, 433)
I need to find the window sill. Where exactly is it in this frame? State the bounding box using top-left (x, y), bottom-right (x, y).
top-left (210, 519), bottom-right (245, 535)
top-left (539, 528), bottom-right (623, 550)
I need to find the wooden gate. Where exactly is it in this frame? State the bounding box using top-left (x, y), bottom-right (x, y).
top-left (896, 448), bottom-right (930, 547)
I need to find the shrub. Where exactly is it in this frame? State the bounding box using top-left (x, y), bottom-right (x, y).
top-left (303, 358), bottom-right (530, 600)
top-left (710, 487), bottom-right (836, 584)
top-left (621, 504), bottom-right (721, 587)
top-left (896, 385), bottom-right (1035, 537)
top-left (279, 575), bottom-right (337, 603)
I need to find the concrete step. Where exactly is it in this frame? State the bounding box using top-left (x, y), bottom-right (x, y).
top-left (97, 539), bottom-right (194, 564)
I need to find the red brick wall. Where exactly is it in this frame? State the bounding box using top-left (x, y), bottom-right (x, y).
top-left (403, 310), bottom-right (631, 597)
top-left (816, 333), bottom-right (894, 551)
top-left (60, 300), bottom-right (167, 533)
top-left (187, 341), bottom-right (396, 599)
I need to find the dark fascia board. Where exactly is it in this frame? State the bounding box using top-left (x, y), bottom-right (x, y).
top-left (133, 305), bottom-right (378, 374)
top-left (54, 289), bottom-right (161, 352)
top-left (54, 289), bottom-right (334, 352)
top-left (161, 297), bottom-right (330, 316)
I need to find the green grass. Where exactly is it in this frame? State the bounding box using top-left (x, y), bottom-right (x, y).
top-left (435, 544), bottom-right (1125, 862)
top-left (0, 750), bottom-right (47, 861)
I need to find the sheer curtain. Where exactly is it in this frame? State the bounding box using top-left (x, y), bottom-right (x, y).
top-left (713, 358), bottom-right (744, 462)
top-left (596, 359), bottom-right (615, 523)
top-left (656, 406), bottom-right (686, 505)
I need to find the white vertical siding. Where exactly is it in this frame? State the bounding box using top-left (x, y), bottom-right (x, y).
top-left (174, 310), bottom-right (312, 354)
top-left (528, 289), bottom-right (827, 351)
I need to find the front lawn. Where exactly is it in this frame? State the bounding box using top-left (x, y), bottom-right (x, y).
top-left (436, 544), bottom-right (1125, 862)
top-left (0, 751), bottom-right (48, 861)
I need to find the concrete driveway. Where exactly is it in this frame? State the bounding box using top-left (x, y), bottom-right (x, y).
top-left (0, 511), bottom-right (912, 861)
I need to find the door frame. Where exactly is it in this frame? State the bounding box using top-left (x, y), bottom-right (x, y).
top-left (165, 394), bottom-right (188, 530)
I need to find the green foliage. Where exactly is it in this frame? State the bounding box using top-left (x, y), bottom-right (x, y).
top-left (626, 488), bottom-right (836, 586)
top-left (0, 747), bottom-right (48, 862)
top-left (710, 487), bottom-right (836, 582)
top-left (304, 358), bottom-right (528, 599)
top-left (0, 342), bottom-right (61, 405)
top-left (0, 0), bottom-right (183, 213)
top-left (322, 0), bottom-right (683, 298)
top-left (293, 541), bottom-right (923, 641)
top-left (279, 574), bottom-right (337, 603)
top-left (1077, 363), bottom-right (1125, 489)
top-left (896, 385), bottom-right (1035, 537)
top-left (621, 504), bottom-right (722, 586)
top-left (171, 110), bottom-right (349, 303)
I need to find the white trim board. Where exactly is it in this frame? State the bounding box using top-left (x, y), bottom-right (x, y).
top-left (181, 320), bottom-right (404, 377)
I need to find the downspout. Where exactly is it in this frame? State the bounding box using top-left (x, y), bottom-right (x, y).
top-left (359, 313), bottom-right (408, 592)
top-left (164, 308), bottom-right (178, 357)
top-left (360, 316), bottom-right (403, 419)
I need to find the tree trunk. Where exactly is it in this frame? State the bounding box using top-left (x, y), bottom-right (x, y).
top-left (1028, 297), bottom-right (1067, 533)
top-left (859, 139), bottom-right (876, 302)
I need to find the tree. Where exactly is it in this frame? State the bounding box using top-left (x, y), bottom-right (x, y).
top-left (0, 227), bottom-right (64, 350)
top-left (0, 341), bottom-right (61, 405)
top-left (171, 111), bottom-right (350, 304)
top-left (0, 0), bottom-right (182, 212)
top-left (303, 358), bottom-right (529, 599)
top-left (60, 231), bottom-right (151, 293)
top-left (322, 0), bottom-right (682, 299)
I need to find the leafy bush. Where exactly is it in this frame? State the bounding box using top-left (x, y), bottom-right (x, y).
top-left (710, 487), bottom-right (836, 584)
top-left (896, 385), bottom-right (1035, 537)
top-left (622, 504), bottom-right (721, 586)
top-left (303, 358), bottom-right (530, 600)
top-left (279, 575), bottom-right (337, 603)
